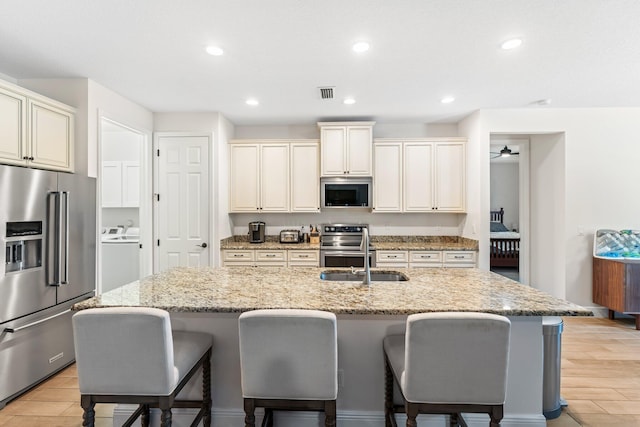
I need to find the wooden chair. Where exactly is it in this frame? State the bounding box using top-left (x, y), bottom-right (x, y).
top-left (72, 307), bottom-right (213, 427)
top-left (383, 312), bottom-right (511, 427)
top-left (238, 309), bottom-right (338, 427)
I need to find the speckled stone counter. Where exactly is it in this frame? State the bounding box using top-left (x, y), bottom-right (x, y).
top-left (219, 235), bottom-right (478, 251)
top-left (371, 235), bottom-right (478, 251)
top-left (74, 266), bottom-right (590, 316)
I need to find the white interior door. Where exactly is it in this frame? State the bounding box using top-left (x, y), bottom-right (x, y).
top-left (156, 134), bottom-right (210, 272)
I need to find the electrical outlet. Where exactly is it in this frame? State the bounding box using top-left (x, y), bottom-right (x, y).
top-left (338, 369), bottom-right (344, 388)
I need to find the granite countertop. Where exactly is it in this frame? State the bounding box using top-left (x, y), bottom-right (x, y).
top-left (220, 235), bottom-right (478, 251)
top-left (74, 266), bottom-right (591, 317)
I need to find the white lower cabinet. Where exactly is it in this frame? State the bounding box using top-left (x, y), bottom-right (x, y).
top-left (222, 249), bottom-right (317, 267)
top-left (222, 250), bottom-right (255, 267)
top-left (376, 251), bottom-right (409, 268)
top-left (255, 250), bottom-right (287, 266)
top-left (443, 251), bottom-right (477, 268)
top-left (376, 250), bottom-right (477, 268)
top-left (409, 251), bottom-right (443, 268)
top-left (288, 250), bottom-right (319, 267)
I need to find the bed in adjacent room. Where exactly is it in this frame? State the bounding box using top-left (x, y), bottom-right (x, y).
top-left (490, 208), bottom-right (520, 268)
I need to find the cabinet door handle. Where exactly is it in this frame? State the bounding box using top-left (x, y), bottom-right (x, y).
top-left (454, 255), bottom-right (465, 259)
top-left (388, 255), bottom-right (397, 258)
top-left (299, 255), bottom-right (309, 258)
top-left (233, 254), bottom-right (244, 257)
top-left (421, 255), bottom-right (431, 259)
top-left (265, 254), bottom-right (276, 258)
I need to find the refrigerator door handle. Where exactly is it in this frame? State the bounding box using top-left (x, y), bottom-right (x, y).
top-left (47, 191), bottom-right (61, 286)
top-left (61, 191), bottom-right (69, 285)
top-left (3, 309), bottom-right (71, 333)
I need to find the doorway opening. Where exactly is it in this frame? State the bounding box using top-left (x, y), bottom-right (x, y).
top-left (98, 117), bottom-right (150, 293)
top-left (490, 136), bottom-right (529, 284)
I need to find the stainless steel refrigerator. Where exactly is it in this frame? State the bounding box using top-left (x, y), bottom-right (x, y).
top-left (0, 165), bottom-right (96, 408)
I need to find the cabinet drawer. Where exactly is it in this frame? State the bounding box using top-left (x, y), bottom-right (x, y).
top-left (223, 250), bottom-right (255, 262)
top-left (377, 251), bottom-right (408, 263)
top-left (256, 250), bottom-right (286, 262)
top-left (443, 251), bottom-right (476, 267)
top-left (288, 250), bottom-right (319, 262)
top-left (410, 251), bottom-right (442, 263)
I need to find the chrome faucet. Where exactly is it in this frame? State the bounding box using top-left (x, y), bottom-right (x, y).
top-left (358, 227), bottom-right (372, 285)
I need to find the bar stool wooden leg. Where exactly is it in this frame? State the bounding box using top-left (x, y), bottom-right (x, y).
top-left (324, 400), bottom-right (336, 427)
top-left (244, 398), bottom-right (256, 427)
top-left (80, 395), bottom-right (95, 427)
top-left (384, 355), bottom-right (394, 427)
top-left (203, 349), bottom-right (212, 427)
top-left (490, 405), bottom-right (503, 427)
top-left (141, 404), bottom-right (150, 427)
top-left (406, 403), bottom-right (419, 427)
top-left (449, 413), bottom-right (459, 426)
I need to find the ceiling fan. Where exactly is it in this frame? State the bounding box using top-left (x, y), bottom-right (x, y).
top-left (490, 145), bottom-right (520, 159)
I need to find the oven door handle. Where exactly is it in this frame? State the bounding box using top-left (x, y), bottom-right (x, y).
top-left (320, 250), bottom-right (376, 256)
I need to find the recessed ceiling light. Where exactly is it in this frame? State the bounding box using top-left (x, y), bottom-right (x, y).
top-left (501, 38), bottom-right (523, 50)
top-left (352, 42), bottom-right (370, 53)
top-left (343, 97), bottom-right (356, 105)
top-left (205, 45), bottom-right (224, 56)
top-left (441, 96), bottom-right (455, 104)
top-left (246, 98), bottom-right (259, 106)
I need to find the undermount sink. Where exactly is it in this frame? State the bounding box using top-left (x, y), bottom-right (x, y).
top-left (320, 270), bottom-right (408, 282)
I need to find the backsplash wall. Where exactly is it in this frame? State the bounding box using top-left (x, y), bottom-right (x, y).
top-left (230, 212), bottom-right (466, 237)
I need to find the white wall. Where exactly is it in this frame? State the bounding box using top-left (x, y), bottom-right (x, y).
top-left (490, 163), bottom-right (519, 230)
top-left (460, 108), bottom-right (640, 307)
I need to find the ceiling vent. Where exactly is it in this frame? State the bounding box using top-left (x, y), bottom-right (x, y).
top-left (318, 86), bottom-right (335, 100)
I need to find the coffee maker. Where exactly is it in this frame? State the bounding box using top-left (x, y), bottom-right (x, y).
top-left (248, 221), bottom-right (266, 243)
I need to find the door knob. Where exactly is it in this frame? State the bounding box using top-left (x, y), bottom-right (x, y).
top-left (197, 243), bottom-right (208, 248)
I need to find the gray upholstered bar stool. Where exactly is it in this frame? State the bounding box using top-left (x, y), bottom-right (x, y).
top-left (383, 312), bottom-right (511, 427)
top-left (72, 307), bottom-right (213, 427)
top-left (238, 309), bottom-right (338, 427)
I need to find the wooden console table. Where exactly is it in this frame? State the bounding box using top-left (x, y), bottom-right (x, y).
top-left (593, 257), bottom-right (640, 330)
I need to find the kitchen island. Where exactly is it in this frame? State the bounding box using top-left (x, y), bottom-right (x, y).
top-left (74, 267), bottom-right (591, 427)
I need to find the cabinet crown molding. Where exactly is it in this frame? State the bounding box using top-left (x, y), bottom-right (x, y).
top-left (317, 121), bottom-right (376, 127)
top-left (229, 139), bottom-right (319, 144)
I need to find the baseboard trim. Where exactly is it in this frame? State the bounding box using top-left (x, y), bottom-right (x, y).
top-left (113, 406), bottom-right (546, 427)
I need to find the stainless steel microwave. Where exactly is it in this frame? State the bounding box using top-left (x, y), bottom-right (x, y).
top-left (321, 177), bottom-right (372, 209)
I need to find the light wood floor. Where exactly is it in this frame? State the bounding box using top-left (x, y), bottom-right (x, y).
top-left (0, 316), bottom-right (638, 426)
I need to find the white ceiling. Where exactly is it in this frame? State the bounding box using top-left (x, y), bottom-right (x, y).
top-left (1, 0), bottom-right (639, 126)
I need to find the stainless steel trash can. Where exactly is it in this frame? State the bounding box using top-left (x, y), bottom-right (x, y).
top-left (543, 316), bottom-right (565, 419)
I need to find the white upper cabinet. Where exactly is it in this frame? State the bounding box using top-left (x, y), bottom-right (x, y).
top-left (229, 143), bottom-right (261, 212)
top-left (373, 142), bottom-right (403, 212)
top-left (0, 80), bottom-right (74, 172)
top-left (290, 142), bottom-right (320, 212)
top-left (229, 140), bottom-right (319, 213)
top-left (374, 138), bottom-right (466, 213)
top-left (260, 143), bottom-right (290, 212)
top-left (433, 142), bottom-right (466, 212)
top-left (0, 86), bottom-right (27, 164)
top-left (403, 142), bottom-right (434, 211)
top-left (101, 161), bottom-right (140, 207)
top-left (319, 122), bottom-right (374, 176)
top-left (121, 161), bottom-right (141, 207)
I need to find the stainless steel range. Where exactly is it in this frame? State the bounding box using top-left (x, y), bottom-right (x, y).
top-left (320, 224), bottom-right (375, 268)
